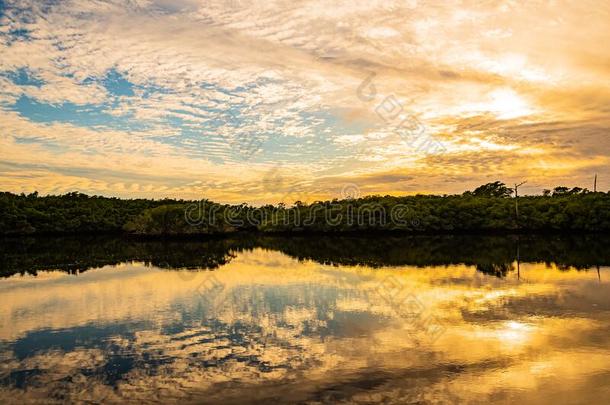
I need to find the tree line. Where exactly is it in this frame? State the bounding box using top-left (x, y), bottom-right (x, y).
top-left (1, 182), bottom-right (610, 235)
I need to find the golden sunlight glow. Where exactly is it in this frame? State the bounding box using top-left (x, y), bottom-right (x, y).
top-left (1, 0), bottom-right (609, 200)
top-left (1, 248), bottom-right (608, 403)
top-left (487, 88), bottom-right (535, 119)
top-left (496, 320), bottom-right (534, 344)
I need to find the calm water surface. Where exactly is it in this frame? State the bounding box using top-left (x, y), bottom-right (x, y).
top-left (0, 235), bottom-right (609, 404)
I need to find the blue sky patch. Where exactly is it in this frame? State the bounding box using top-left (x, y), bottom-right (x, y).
top-left (102, 69), bottom-right (135, 97)
top-left (10, 95), bottom-right (148, 132)
top-left (81, 69), bottom-right (136, 97)
top-left (4, 67), bottom-right (45, 87)
top-left (4, 28), bottom-right (31, 43)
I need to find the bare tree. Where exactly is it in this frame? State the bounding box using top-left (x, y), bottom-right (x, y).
top-left (514, 181), bottom-right (527, 223)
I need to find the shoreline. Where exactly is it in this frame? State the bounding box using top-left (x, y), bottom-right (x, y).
top-left (4, 228), bottom-right (610, 239)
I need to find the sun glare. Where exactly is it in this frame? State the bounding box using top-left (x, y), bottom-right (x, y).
top-left (497, 320), bottom-right (534, 345)
top-left (488, 88), bottom-right (535, 119)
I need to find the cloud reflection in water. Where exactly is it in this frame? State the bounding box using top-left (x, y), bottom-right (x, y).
top-left (0, 243), bottom-right (609, 404)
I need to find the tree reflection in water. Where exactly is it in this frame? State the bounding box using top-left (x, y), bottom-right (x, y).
top-left (2, 234), bottom-right (610, 277)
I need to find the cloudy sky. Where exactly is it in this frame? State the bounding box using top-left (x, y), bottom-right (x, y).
top-left (1, 0), bottom-right (609, 203)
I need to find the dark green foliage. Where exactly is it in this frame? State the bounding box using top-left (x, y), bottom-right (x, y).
top-left (123, 203), bottom-right (238, 235)
top-left (463, 181), bottom-right (513, 198)
top-left (257, 192), bottom-right (610, 233)
top-left (0, 191), bottom-right (180, 235)
top-left (1, 181), bottom-right (610, 235)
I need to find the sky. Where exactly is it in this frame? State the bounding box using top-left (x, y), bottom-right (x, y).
top-left (0, 0), bottom-right (609, 204)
